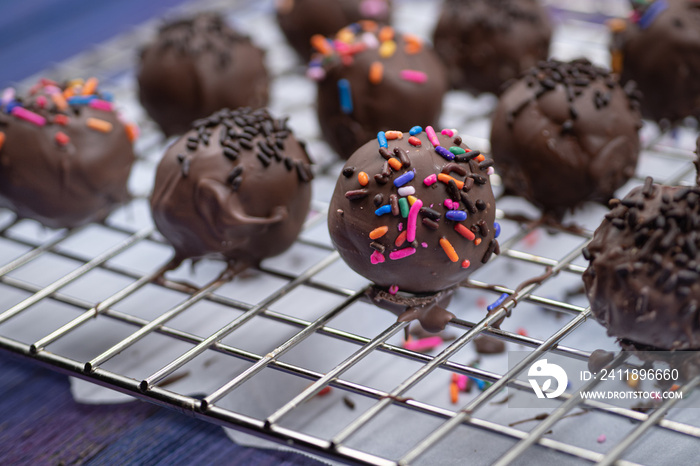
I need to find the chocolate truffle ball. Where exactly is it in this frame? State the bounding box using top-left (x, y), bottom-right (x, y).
top-left (433, 0), bottom-right (552, 95)
top-left (310, 23), bottom-right (448, 159)
top-left (490, 58), bottom-right (642, 218)
top-left (276, 0), bottom-right (392, 59)
top-left (0, 78), bottom-right (137, 229)
top-left (137, 13), bottom-right (269, 137)
top-left (609, 0), bottom-right (700, 124)
top-left (328, 126), bottom-right (500, 295)
top-left (150, 107), bottom-right (313, 265)
top-left (583, 179), bottom-right (700, 350)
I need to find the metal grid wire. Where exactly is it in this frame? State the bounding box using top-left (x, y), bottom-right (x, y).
top-left (1, 0), bottom-right (699, 464)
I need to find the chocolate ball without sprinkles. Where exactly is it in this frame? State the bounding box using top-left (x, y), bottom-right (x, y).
top-left (276, 0), bottom-right (392, 59)
top-left (309, 22), bottom-right (448, 159)
top-left (137, 13), bottom-right (269, 137)
top-left (583, 179), bottom-right (700, 351)
top-left (609, 0), bottom-right (700, 125)
top-left (0, 78), bottom-right (137, 229)
top-left (150, 107), bottom-right (313, 267)
top-left (433, 0), bottom-right (552, 95)
top-left (328, 126), bottom-right (500, 331)
top-left (490, 58), bottom-right (642, 218)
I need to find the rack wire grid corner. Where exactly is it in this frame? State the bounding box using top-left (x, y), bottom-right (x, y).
top-left (1, 0), bottom-right (699, 465)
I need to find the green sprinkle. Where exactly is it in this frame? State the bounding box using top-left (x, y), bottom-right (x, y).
top-left (399, 197), bottom-right (410, 218)
top-left (449, 146), bottom-right (466, 155)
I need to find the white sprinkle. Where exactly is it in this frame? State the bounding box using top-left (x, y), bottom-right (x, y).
top-left (398, 186), bottom-right (415, 197)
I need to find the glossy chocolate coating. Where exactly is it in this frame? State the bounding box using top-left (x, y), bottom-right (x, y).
top-left (490, 58), bottom-right (642, 218)
top-left (276, 0), bottom-right (392, 59)
top-left (610, 0), bottom-right (700, 124)
top-left (583, 182), bottom-right (700, 350)
top-left (150, 108), bottom-right (313, 264)
top-left (433, 0), bottom-right (552, 95)
top-left (137, 13), bottom-right (269, 137)
top-left (328, 129), bottom-right (499, 294)
top-left (0, 81), bottom-right (135, 229)
top-left (313, 25), bottom-right (448, 159)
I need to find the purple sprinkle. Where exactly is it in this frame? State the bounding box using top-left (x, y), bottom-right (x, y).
top-left (394, 170), bottom-right (415, 187)
top-left (436, 146), bottom-right (455, 161)
top-left (446, 210), bottom-right (467, 221)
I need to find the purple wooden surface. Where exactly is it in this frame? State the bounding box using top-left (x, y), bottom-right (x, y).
top-left (0, 354), bottom-right (323, 465)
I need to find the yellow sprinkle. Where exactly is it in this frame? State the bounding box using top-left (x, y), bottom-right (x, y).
top-left (336, 27), bottom-right (355, 44)
top-left (627, 372), bottom-right (639, 389)
top-left (407, 195), bottom-right (417, 206)
top-left (86, 117), bottom-right (113, 133)
top-left (379, 40), bottom-right (396, 58)
top-left (81, 77), bottom-right (98, 95)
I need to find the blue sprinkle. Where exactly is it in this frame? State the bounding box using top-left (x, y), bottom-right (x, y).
top-left (494, 222), bottom-right (501, 238)
top-left (409, 126), bottom-right (423, 136)
top-left (338, 79), bottom-right (353, 114)
top-left (393, 170), bottom-right (415, 187)
top-left (436, 146), bottom-right (455, 161)
top-left (67, 95), bottom-right (95, 105)
top-left (375, 205), bottom-right (392, 216)
top-left (639, 0), bottom-right (667, 29)
top-left (4, 101), bottom-right (19, 113)
top-left (474, 378), bottom-right (486, 391)
top-left (377, 131), bottom-right (388, 148)
top-left (100, 91), bottom-right (114, 102)
top-left (446, 210), bottom-right (467, 222)
top-left (349, 22), bottom-right (362, 33)
top-left (487, 293), bottom-right (509, 311)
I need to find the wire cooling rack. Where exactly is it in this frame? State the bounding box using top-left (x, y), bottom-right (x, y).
top-left (1, 0), bottom-right (700, 464)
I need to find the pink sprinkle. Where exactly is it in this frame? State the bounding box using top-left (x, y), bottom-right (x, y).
top-left (389, 247), bottom-right (416, 260)
top-left (306, 66), bottom-right (326, 81)
top-left (421, 242), bottom-right (428, 248)
top-left (89, 99), bottom-right (113, 112)
top-left (370, 251), bottom-right (385, 264)
top-left (36, 95), bottom-right (47, 108)
top-left (403, 336), bottom-right (443, 352)
top-left (11, 106), bottom-right (46, 126)
top-left (597, 434), bottom-right (606, 444)
top-left (456, 374), bottom-right (469, 391)
top-left (441, 129), bottom-right (454, 137)
top-left (397, 223), bottom-right (403, 232)
top-left (487, 167), bottom-right (495, 176)
top-left (444, 199), bottom-right (454, 209)
top-left (389, 285), bottom-right (399, 295)
top-left (334, 40), bottom-right (351, 54)
top-left (406, 198), bottom-right (423, 242)
top-left (517, 327), bottom-right (528, 337)
top-left (1, 87), bottom-right (15, 105)
top-left (400, 69), bottom-right (428, 84)
top-left (44, 85), bottom-right (61, 95)
top-left (423, 174), bottom-right (437, 186)
top-left (360, 0), bottom-right (389, 17)
top-left (425, 126), bottom-right (440, 147)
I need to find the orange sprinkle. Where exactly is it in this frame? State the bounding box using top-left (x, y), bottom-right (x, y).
top-left (454, 224), bottom-right (475, 241)
top-left (611, 50), bottom-right (623, 74)
top-left (81, 77), bottom-right (98, 95)
top-left (125, 123), bottom-right (139, 142)
top-left (405, 42), bottom-right (422, 55)
top-left (359, 20), bottom-right (378, 32)
top-left (474, 238), bottom-right (482, 246)
top-left (388, 158), bottom-right (402, 171)
top-left (358, 171), bottom-right (369, 186)
top-left (437, 173), bottom-right (464, 190)
top-left (607, 18), bottom-right (627, 33)
top-left (51, 93), bottom-right (68, 111)
top-left (450, 382), bottom-right (459, 404)
top-left (54, 131), bottom-right (70, 146)
top-left (311, 34), bottom-right (332, 55)
top-left (369, 61), bottom-right (384, 84)
top-left (369, 226), bottom-right (389, 240)
top-left (0, 132), bottom-right (5, 151)
top-left (385, 130), bottom-right (403, 140)
top-left (451, 373), bottom-right (459, 384)
top-left (404, 34), bottom-right (423, 53)
top-left (440, 237), bottom-right (459, 262)
top-left (476, 154), bottom-right (485, 163)
top-left (395, 230), bottom-right (407, 247)
top-left (378, 26), bottom-right (394, 42)
top-left (86, 117), bottom-right (113, 133)
top-left (670, 384), bottom-right (680, 392)
top-left (63, 86), bottom-right (76, 99)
